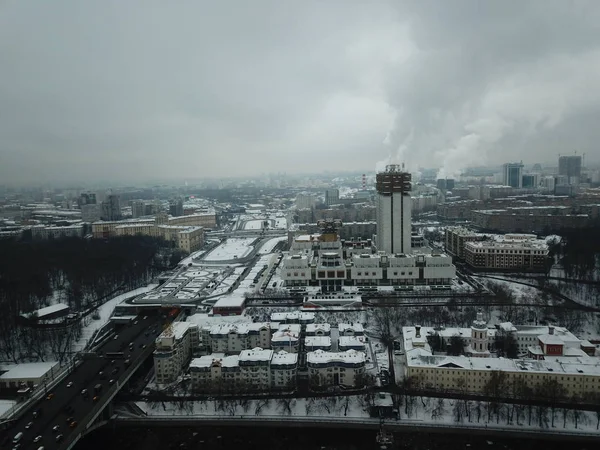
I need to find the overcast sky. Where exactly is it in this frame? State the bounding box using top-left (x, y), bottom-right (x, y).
top-left (2, 1), bottom-right (600, 185)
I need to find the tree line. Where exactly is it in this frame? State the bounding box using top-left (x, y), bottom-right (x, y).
top-left (0, 235), bottom-right (186, 364)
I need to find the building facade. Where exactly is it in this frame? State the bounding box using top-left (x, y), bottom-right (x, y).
top-left (307, 349), bottom-right (367, 388)
top-left (376, 165), bottom-right (412, 254)
top-left (154, 322), bottom-right (199, 384)
top-left (502, 162), bottom-right (524, 188)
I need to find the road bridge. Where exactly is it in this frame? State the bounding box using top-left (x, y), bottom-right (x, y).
top-left (1, 313), bottom-right (166, 450)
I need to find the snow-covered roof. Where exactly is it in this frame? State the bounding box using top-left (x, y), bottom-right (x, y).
top-left (209, 322), bottom-right (270, 336)
top-left (239, 348), bottom-right (273, 362)
top-left (213, 295), bottom-right (246, 308)
top-left (338, 336), bottom-right (366, 348)
top-left (307, 349), bottom-right (366, 365)
top-left (338, 323), bottom-right (364, 334)
top-left (305, 336), bottom-right (332, 347)
top-left (24, 303), bottom-right (69, 319)
top-left (538, 334), bottom-right (564, 346)
top-left (0, 362), bottom-right (59, 380)
top-left (270, 311), bottom-right (315, 322)
top-left (271, 350), bottom-right (298, 366)
top-left (306, 323), bottom-right (331, 334)
top-left (190, 354), bottom-right (239, 369)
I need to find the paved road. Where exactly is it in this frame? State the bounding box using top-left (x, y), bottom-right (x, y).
top-left (2, 313), bottom-right (164, 450)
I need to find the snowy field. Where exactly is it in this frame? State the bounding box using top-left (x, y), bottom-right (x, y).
top-left (72, 284), bottom-right (158, 351)
top-left (258, 236), bottom-right (287, 254)
top-left (244, 220), bottom-right (265, 230)
top-left (204, 238), bottom-right (255, 261)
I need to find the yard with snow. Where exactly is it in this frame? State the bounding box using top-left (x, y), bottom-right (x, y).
top-left (204, 238), bottom-right (256, 261)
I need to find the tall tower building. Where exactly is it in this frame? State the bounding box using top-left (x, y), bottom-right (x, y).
top-left (502, 162), bottom-right (524, 188)
top-left (558, 155), bottom-right (582, 183)
top-left (376, 164), bottom-right (411, 254)
top-left (324, 189), bottom-right (339, 206)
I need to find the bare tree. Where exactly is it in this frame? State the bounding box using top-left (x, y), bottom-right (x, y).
top-left (367, 307), bottom-right (403, 384)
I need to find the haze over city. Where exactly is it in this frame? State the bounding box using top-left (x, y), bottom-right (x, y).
top-left (2, 0), bottom-right (600, 185)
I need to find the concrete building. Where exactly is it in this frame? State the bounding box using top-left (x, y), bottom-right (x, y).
top-left (404, 324), bottom-right (600, 396)
top-left (307, 349), bottom-right (367, 388)
top-left (208, 323), bottom-right (271, 354)
top-left (325, 189), bottom-right (340, 206)
top-left (189, 349), bottom-right (298, 392)
top-left (154, 322), bottom-right (199, 384)
top-left (101, 194), bottom-right (121, 221)
top-left (30, 224), bottom-right (84, 240)
top-left (169, 198), bottom-right (184, 217)
top-left (559, 155), bottom-right (582, 183)
top-left (446, 227), bottom-right (550, 271)
top-left (502, 162), bottom-right (524, 188)
top-left (296, 193), bottom-right (316, 210)
top-left (131, 200), bottom-right (146, 219)
top-left (81, 204), bottom-right (102, 222)
top-left (271, 324), bottom-right (301, 353)
top-left (376, 164), bottom-right (412, 254)
top-left (0, 362), bottom-right (60, 389)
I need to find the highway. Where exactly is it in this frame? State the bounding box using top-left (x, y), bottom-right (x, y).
top-left (2, 313), bottom-right (165, 450)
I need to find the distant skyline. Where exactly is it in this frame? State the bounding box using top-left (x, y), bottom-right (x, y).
top-left (2, 1), bottom-right (600, 185)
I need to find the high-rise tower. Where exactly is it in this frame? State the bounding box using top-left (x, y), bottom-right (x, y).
top-left (376, 164), bottom-right (412, 254)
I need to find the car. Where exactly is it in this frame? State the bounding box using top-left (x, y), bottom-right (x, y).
top-left (142, 345), bottom-right (146, 349)
top-left (81, 389), bottom-right (88, 397)
top-left (99, 371), bottom-right (105, 379)
top-left (134, 320), bottom-right (139, 325)
top-left (25, 421), bottom-right (33, 429)
top-left (93, 396), bottom-right (99, 402)
top-left (109, 379), bottom-right (115, 385)
top-left (52, 425), bottom-right (60, 433)
top-left (55, 434), bottom-right (64, 443)
top-left (111, 368), bottom-right (119, 375)
top-left (66, 381), bottom-right (74, 388)
top-left (66, 416), bottom-right (74, 424)
top-left (34, 436), bottom-right (42, 443)
top-left (113, 335), bottom-right (119, 340)
top-left (69, 421), bottom-right (78, 428)
top-left (46, 393), bottom-right (54, 400)
top-left (32, 409), bottom-right (41, 418)
top-left (111, 359), bottom-right (116, 365)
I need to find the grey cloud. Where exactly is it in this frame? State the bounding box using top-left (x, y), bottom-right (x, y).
top-left (1, 1), bottom-right (600, 185)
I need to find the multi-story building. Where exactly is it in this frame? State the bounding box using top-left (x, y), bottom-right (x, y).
top-left (101, 194), bottom-right (122, 221)
top-left (305, 323), bottom-right (331, 336)
top-left (270, 312), bottom-right (315, 325)
top-left (376, 164), bottom-right (412, 254)
top-left (81, 203), bottom-right (102, 222)
top-left (296, 194), bottom-right (316, 210)
top-left (559, 155), bottom-right (582, 184)
top-left (305, 336), bottom-right (332, 351)
top-left (208, 323), bottom-right (271, 354)
top-left (403, 322), bottom-right (600, 396)
top-left (338, 323), bottom-right (365, 336)
top-left (154, 322), bottom-right (199, 384)
top-left (502, 162), bottom-right (524, 188)
top-left (325, 189), bottom-right (340, 206)
top-left (131, 200), bottom-right (146, 218)
top-left (307, 349), bottom-right (367, 388)
top-left (189, 349), bottom-right (298, 392)
top-left (338, 336), bottom-right (366, 351)
top-left (271, 324), bottom-right (301, 353)
top-left (30, 224), bottom-right (84, 240)
top-left (463, 237), bottom-right (549, 272)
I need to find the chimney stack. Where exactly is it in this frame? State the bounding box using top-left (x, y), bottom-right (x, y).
top-left (415, 325), bottom-right (421, 338)
top-left (549, 325), bottom-right (554, 335)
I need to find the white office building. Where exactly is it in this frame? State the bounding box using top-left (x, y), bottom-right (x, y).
top-left (376, 165), bottom-right (412, 254)
top-left (208, 323), bottom-right (271, 354)
top-left (307, 349), bottom-right (367, 388)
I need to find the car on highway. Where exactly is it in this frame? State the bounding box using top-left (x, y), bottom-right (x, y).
top-left (109, 379), bottom-right (115, 385)
top-left (52, 425), bottom-right (60, 433)
top-left (32, 408), bottom-right (41, 418)
top-left (34, 435), bottom-right (42, 443)
top-left (69, 421), bottom-right (78, 428)
top-left (93, 396), bottom-right (100, 402)
top-left (25, 421), bottom-right (33, 429)
top-left (66, 416), bottom-right (74, 424)
top-left (66, 381), bottom-right (74, 388)
top-left (46, 393), bottom-right (54, 400)
top-left (81, 389), bottom-right (88, 397)
top-left (55, 434), bottom-right (64, 443)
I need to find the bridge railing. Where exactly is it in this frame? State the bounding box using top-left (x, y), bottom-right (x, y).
top-left (63, 343), bottom-right (155, 450)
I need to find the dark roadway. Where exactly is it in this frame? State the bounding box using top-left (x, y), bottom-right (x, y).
top-left (2, 313), bottom-right (165, 450)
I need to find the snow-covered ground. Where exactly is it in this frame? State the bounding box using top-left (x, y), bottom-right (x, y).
top-left (258, 236), bottom-right (287, 254)
top-left (72, 284), bottom-right (158, 351)
top-left (244, 220), bottom-right (265, 230)
top-left (0, 399), bottom-right (16, 416)
top-left (204, 238), bottom-right (255, 261)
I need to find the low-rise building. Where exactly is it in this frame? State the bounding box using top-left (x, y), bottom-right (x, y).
top-left (339, 323), bottom-right (365, 336)
top-left (208, 323), bottom-right (271, 354)
top-left (338, 336), bottom-right (366, 351)
top-left (305, 336), bottom-right (332, 351)
top-left (270, 311), bottom-right (315, 325)
top-left (31, 224), bottom-right (84, 240)
top-left (305, 323), bottom-right (331, 336)
top-left (154, 322), bottom-right (199, 384)
top-left (307, 349), bottom-right (367, 388)
top-left (190, 349), bottom-right (298, 392)
top-left (271, 324), bottom-right (301, 353)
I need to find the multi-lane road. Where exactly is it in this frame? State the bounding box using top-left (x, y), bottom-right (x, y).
top-left (3, 313), bottom-right (165, 450)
